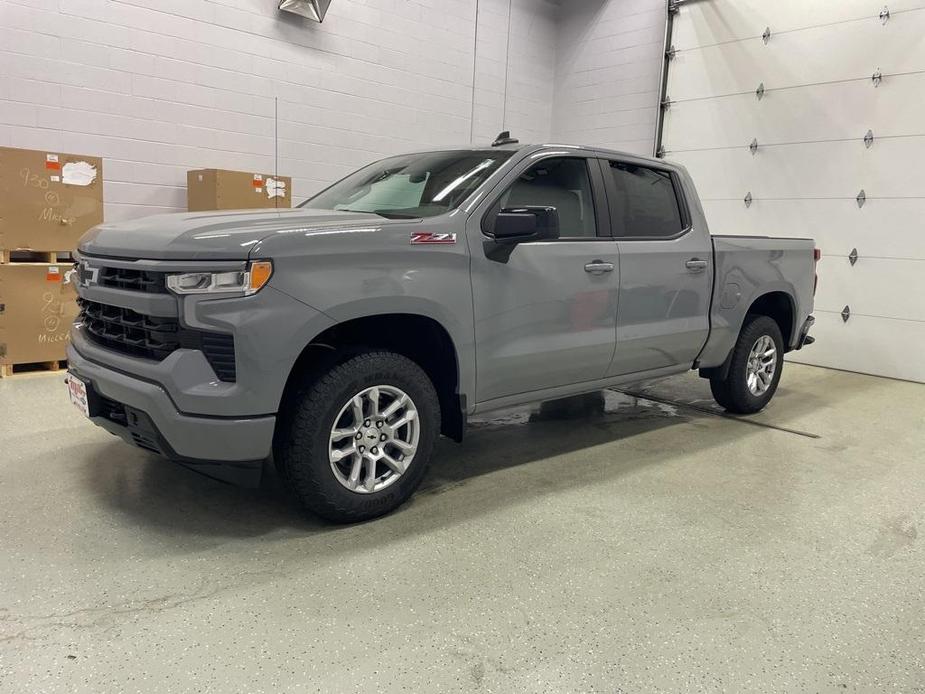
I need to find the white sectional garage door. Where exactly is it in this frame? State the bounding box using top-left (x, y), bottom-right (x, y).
top-left (661, 1), bottom-right (925, 383)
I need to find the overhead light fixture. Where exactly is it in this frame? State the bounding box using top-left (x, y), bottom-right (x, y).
top-left (278, 0), bottom-right (332, 22)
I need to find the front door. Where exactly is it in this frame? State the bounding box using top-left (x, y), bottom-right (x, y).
top-left (467, 155), bottom-right (620, 404)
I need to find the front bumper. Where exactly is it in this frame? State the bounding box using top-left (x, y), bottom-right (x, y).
top-left (71, 254), bottom-right (335, 417)
top-left (67, 342), bottom-right (276, 466)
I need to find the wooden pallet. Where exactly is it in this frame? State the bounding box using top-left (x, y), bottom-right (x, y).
top-left (0, 250), bottom-right (73, 264)
top-left (0, 360), bottom-right (67, 379)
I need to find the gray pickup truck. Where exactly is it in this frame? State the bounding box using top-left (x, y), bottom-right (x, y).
top-left (66, 136), bottom-right (817, 522)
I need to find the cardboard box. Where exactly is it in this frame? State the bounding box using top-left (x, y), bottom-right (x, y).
top-left (0, 263), bottom-right (78, 366)
top-left (0, 146), bottom-right (104, 252)
top-left (187, 169), bottom-right (292, 211)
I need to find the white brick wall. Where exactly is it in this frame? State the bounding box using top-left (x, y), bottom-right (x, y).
top-left (1, 0), bottom-right (666, 222)
top-left (471, 0), bottom-right (558, 145)
top-left (551, 0), bottom-right (664, 156)
top-left (0, 0), bottom-right (559, 222)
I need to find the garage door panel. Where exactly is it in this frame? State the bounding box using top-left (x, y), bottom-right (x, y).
top-left (666, 2), bottom-right (925, 383)
top-left (663, 72), bottom-right (925, 151)
top-left (672, 0), bottom-right (923, 50)
top-left (672, 136), bottom-right (925, 199)
top-left (787, 311), bottom-right (925, 383)
top-left (699, 198), bottom-right (925, 259)
top-left (667, 14), bottom-right (925, 101)
top-left (813, 258), bottom-right (925, 321)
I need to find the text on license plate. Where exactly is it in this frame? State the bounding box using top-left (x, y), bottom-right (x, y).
top-left (67, 374), bottom-right (90, 418)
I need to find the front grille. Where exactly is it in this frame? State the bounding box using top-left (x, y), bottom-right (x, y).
top-left (97, 266), bottom-right (168, 293)
top-left (78, 298), bottom-right (236, 381)
top-left (79, 298), bottom-right (179, 360)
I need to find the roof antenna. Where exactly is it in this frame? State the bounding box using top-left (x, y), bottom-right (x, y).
top-left (492, 130), bottom-right (518, 147)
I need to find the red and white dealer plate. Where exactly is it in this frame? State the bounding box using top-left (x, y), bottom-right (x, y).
top-left (67, 374), bottom-right (90, 418)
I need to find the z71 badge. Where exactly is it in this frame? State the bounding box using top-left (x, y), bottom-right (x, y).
top-left (410, 232), bottom-right (456, 245)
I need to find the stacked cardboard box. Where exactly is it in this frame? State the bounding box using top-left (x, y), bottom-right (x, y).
top-left (187, 169), bottom-right (292, 211)
top-left (0, 146), bottom-right (102, 376)
top-left (0, 263), bottom-right (79, 376)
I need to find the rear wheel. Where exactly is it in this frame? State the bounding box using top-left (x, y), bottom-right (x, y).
top-left (710, 315), bottom-right (784, 414)
top-left (275, 351), bottom-right (439, 522)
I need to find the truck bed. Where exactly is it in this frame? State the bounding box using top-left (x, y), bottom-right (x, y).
top-left (695, 234), bottom-right (816, 369)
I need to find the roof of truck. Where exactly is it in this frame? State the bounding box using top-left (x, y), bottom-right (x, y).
top-left (425, 141), bottom-right (668, 168)
top-left (412, 141), bottom-right (655, 157)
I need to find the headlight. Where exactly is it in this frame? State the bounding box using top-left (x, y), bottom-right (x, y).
top-left (166, 260), bottom-right (273, 296)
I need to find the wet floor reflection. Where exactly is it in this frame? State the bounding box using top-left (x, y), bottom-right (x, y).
top-left (82, 388), bottom-right (698, 537)
top-left (468, 389), bottom-right (683, 429)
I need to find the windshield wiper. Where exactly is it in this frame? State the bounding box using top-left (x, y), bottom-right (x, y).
top-left (338, 209), bottom-right (419, 220)
top-left (372, 211), bottom-right (420, 219)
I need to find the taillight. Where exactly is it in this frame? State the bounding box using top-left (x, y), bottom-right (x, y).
top-left (813, 247), bottom-right (820, 295)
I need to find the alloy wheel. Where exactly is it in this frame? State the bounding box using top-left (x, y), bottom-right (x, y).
top-left (745, 335), bottom-right (777, 396)
top-left (328, 385), bottom-right (419, 494)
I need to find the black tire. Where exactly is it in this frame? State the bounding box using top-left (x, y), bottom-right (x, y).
top-left (710, 315), bottom-right (784, 414)
top-left (275, 351), bottom-right (440, 523)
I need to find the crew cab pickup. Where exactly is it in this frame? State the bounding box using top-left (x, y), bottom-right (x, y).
top-left (67, 138), bottom-right (816, 522)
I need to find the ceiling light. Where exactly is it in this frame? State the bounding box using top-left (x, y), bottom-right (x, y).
top-left (278, 0), bottom-right (332, 22)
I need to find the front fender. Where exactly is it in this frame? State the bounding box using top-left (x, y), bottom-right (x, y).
top-left (253, 219), bottom-right (474, 404)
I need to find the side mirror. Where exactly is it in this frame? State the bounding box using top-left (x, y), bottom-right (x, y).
top-left (488, 206), bottom-right (560, 245)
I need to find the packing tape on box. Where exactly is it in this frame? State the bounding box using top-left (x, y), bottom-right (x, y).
top-left (62, 161), bottom-right (97, 186)
top-left (266, 176), bottom-right (287, 199)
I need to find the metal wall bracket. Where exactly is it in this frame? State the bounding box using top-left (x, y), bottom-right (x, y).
top-left (756, 82), bottom-right (765, 100)
top-left (841, 306), bottom-right (851, 323)
top-left (666, 45), bottom-right (677, 60)
top-left (864, 129), bottom-right (874, 148)
top-left (744, 192), bottom-right (753, 208)
top-left (762, 27), bottom-right (771, 44)
top-left (849, 248), bottom-right (859, 266)
top-left (661, 97), bottom-right (672, 111)
top-left (749, 138), bottom-right (758, 154)
top-left (668, 1), bottom-right (680, 14)
top-left (856, 190), bottom-right (866, 208)
top-left (872, 69), bottom-right (883, 87)
top-left (880, 5), bottom-right (890, 24)
top-left (656, 145), bottom-right (666, 158)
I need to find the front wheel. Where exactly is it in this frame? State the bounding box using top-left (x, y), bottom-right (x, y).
top-left (275, 351), bottom-right (440, 523)
top-left (710, 315), bottom-right (784, 414)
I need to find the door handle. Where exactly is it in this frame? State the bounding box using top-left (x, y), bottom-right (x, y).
top-left (584, 260), bottom-right (614, 274)
top-left (685, 258), bottom-right (708, 272)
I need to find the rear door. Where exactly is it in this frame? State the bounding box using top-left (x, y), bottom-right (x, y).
top-left (467, 153), bottom-right (620, 404)
top-left (600, 159), bottom-right (713, 376)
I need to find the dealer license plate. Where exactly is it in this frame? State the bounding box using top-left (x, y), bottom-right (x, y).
top-left (67, 374), bottom-right (90, 418)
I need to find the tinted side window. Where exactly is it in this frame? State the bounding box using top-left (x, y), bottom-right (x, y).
top-left (500, 157), bottom-right (597, 238)
top-left (607, 161), bottom-right (683, 238)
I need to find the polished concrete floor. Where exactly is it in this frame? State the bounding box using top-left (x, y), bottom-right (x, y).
top-left (1, 363), bottom-right (923, 693)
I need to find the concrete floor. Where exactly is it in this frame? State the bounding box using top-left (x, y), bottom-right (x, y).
top-left (0, 363), bottom-right (923, 693)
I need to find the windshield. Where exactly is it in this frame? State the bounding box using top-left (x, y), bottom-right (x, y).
top-left (299, 149), bottom-right (516, 219)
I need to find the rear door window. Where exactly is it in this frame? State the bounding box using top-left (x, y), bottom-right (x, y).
top-left (606, 161), bottom-right (684, 238)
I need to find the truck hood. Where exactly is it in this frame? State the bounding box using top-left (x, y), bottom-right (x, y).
top-left (78, 208), bottom-right (390, 260)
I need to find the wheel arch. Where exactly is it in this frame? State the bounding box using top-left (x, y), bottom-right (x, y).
top-left (278, 311), bottom-right (466, 442)
top-left (700, 289), bottom-right (796, 381)
top-left (746, 290), bottom-right (796, 348)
